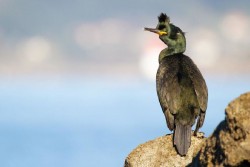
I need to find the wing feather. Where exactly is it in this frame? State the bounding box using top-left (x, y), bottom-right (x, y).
top-left (182, 56), bottom-right (208, 112)
top-left (156, 56), bottom-right (181, 114)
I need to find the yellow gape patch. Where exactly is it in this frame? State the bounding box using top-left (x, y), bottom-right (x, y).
top-left (158, 31), bottom-right (167, 36)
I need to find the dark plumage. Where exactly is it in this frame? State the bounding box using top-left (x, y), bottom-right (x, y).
top-left (145, 13), bottom-right (208, 156)
top-left (156, 53), bottom-right (208, 155)
top-left (158, 13), bottom-right (169, 23)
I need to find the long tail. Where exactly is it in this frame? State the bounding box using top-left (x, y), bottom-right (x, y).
top-left (174, 123), bottom-right (191, 156)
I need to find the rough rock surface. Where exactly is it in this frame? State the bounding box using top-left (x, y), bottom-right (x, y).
top-left (192, 92), bottom-right (250, 167)
top-left (124, 132), bottom-right (205, 167)
top-left (124, 92), bottom-right (250, 167)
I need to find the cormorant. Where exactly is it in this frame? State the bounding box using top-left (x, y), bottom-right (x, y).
top-left (144, 13), bottom-right (208, 156)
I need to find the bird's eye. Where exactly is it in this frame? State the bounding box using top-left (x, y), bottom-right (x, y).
top-left (158, 25), bottom-right (165, 30)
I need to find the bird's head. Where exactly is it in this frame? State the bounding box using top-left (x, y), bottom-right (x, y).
top-left (144, 13), bottom-right (186, 60)
top-left (144, 13), bottom-right (171, 36)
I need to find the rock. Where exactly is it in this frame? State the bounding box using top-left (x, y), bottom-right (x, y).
top-left (192, 92), bottom-right (250, 166)
top-left (124, 132), bottom-right (205, 167)
top-left (124, 92), bottom-right (250, 167)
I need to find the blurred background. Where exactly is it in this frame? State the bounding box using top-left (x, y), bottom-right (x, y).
top-left (0, 0), bottom-right (249, 166)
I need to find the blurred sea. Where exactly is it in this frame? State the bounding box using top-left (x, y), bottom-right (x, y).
top-left (0, 76), bottom-right (249, 167)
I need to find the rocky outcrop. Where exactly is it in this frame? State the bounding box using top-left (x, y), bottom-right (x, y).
top-left (192, 92), bottom-right (250, 167)
top-left (124, 92), bottom-right (250, 167)
top-left (124, 132), bottom-right (205, 167)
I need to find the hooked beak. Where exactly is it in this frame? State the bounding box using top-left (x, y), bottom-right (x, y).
top-left (144, 27), bottom-right (167, 36)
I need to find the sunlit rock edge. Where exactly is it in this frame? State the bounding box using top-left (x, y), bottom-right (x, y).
top-left (124, 92), bottom-right (250, 167)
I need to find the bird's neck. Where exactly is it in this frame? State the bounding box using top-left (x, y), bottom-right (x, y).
top-left (158, 34), bottom-right (186, 63)
top-left (158, 47), bottom-right (175, 63)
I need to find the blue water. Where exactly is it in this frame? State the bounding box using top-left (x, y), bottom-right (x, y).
top-left (0, 76), bottom-right (249, 167)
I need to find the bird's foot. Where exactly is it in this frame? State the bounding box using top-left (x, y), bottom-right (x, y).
top-left (193, 131), bottom-right (205, 138)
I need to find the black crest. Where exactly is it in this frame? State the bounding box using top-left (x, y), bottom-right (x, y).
top-left (158, 13), bottom-right (170, 23)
